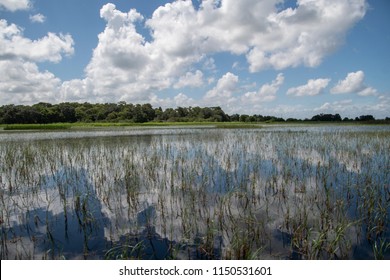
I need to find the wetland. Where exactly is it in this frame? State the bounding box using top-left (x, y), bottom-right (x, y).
top-left (0, 124), bottom-right (389, 259)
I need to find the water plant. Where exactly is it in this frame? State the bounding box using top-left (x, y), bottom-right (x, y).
top-left (0, 125), bottom-right (389, 259)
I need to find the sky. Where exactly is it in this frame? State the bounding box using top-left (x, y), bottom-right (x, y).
top-left (0, 0), bottom-right (389, 118)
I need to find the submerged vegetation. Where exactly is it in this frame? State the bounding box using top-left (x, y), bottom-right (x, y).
top-left (0, 125), bottom-right (389, 260)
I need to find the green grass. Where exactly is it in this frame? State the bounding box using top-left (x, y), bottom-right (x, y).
top-left (71, 121), bottom-right (218, 127)
top-left (2, 121), bottom-right (264, 129)
top-left (2, 121), bottom-right (388, 131)
top-left (3, 124), bottom-right (72, 130)
top-left (214, 123), bottom-right (262, 129)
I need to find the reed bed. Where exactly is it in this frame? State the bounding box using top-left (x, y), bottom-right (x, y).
top-left (0, 125), bottom-right (389, 259)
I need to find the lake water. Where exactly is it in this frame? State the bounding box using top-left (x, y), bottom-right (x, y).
top-left (1, 125), bottom-right (389, 259)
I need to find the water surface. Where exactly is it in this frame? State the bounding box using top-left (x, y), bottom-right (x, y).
top-left (1, 125), bottom-right (389, 259)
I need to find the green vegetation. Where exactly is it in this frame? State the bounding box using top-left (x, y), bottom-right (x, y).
top-left (3, 124), bottom-right (72, 130)
top-left (0, 121), bottom-right (263, 131)
top-left (1, 102), bottom-right (388, 125)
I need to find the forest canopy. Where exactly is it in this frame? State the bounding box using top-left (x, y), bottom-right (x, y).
top-left (0, 102), bottom-right (387, 124)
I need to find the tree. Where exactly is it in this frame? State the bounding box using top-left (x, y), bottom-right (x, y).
top-left (311, 113), bottom-right (342, 122)
top-left (142, 103), bottom-right (156, 121)
top-left (358, 115), bottom-right (375, 121)
top-left (230, 114), bottom-right (240, 122)
top-left (239, 114), bottom-right (250, 122)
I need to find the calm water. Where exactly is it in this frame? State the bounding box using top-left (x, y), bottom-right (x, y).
top-left (0, 125), bottom-right (389, 259)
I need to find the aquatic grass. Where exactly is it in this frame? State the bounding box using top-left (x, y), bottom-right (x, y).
top-left (0, 125), bottom-right (389, 259)
top-left (214, 123), bottom-right (262, 129)
top-left (3, 124), bottom-right (71, 130)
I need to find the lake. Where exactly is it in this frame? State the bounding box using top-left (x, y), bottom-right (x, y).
top-left (0, 125), bottom-right (389, 259)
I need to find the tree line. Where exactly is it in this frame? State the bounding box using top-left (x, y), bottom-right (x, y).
top-left (0, 102), bottom-right (388, 124)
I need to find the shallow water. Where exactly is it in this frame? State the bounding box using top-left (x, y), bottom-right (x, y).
top-left (1, 125), bottom-right (389, 259)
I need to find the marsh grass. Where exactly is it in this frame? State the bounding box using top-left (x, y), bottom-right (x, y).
top-left (0, 125), bottom-right (389, 259)
top-left (3, 124), bottom-right (71, 130)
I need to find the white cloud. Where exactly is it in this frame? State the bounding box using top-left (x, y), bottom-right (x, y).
top-left (58, 1), bottom-right (367, 105)
top-left (330, 71), bottom-right (378, 96)
top-left (0, 19), bottom-right (74, 63)
top-left (330, 71), bottom-right (364, 94)
top-left (80, 4), bottom-right (152, 102)
top-left (29, 13), bottom-right (46, 23)
top-left (204, 72), bottom-right (239, 100)
top-left (246, 0), bottom-right (367, 71)
top-left (202, 57), bottom-right (216, 72)
top-left (174, 70), bottom-right (204, 89)
top-left (1, 1), bottom-right (369, 108)
top-left (70, 3), bottom-right (205, 103)
top-left (100, 3), bottom-right (144, 30)
top-left (149, 92), bottom-right (197, 109)
top-left (314, 98), bottom-right (390, 118)
top-left (314, 99), bottom-right (353, 111)
top-left (376, 95), bottom-right (390, 116)
top-left (0, 0), bottom-right (30, 12)
top-left (60, 78), bottom-right (93, 102)
top-left (146, 0), bottom-right (366, 72)
top-left (242, 73), bottom-right (284, 103)
top-left (0, 19), bottom-right (74, 104)
top-left (287, 78), bottom-right (330, 97)
top-left (174, 93), bottom-right (196, 107)
top-left (0, 60), bottom-right (61, 104)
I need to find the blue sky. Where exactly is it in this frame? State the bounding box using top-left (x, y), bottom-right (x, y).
top-left (0, 0), bottom-right (389, 118)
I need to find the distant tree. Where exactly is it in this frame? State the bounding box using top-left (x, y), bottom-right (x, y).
top-left (57, 103), bottom-right (77, 122)
top-left (176, 107), bottom-right (188, 118)
top-left (358, 115), bottom-right (375, 121)
top-left (273, 117), bottom-right (285, 122)
top-left (1, 102), bottom-right (381, 125)
top-left (239, 114), bottom-right (250, 122)
top-left (311, 113), bottom-right (342, 122)
top-left (230, 114), bottom-right (240, 122)
top-left (215, 106), bottom-right (230, 122)
top-left (141, 103), bottom-right (156, 121)
top-left (1, 105), bottom-right (21, 124)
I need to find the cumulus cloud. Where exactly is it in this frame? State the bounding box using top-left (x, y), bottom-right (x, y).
top-left (331, 71), bottom-right (364, 94)
top-left (0, 19), bottom-right (74, 104)
top-left (287, 78), bottom-right (330, 97)
top-left (204, 72), bottom-right (239, 101)
top-left (73, 3), bottom-right (204, 103)
top-left (29, 13), bottom-right (46, 23)
top-left (0, 1), bottom-right (370, 108)
top-left (60, 78), bottom-right (93, 102)
top-left (376, 95), bottom-right (390, 115)
top-left (174, 70), bottom-right (204, 89)
top-left (0, 60), bottom-right (61, 104)
top-left (146, 0), bottom-right (367, 72)
top-left (314, 98), bottom-right (390, 118)
top-left (242, 73), bottom-right (284, 103)
top-left (60, 1), bottom-right (367, 105)
top-left (0, 0), bottom-right (30, 12)
top-left (246, 0), bottom-right (367, 71)
top-left (0, 19), bottom-right (74, 63)
top-left (149, 92), bottom-right (197, 109)
top-left (315, 99), bottom-right (353, 111)
top-left (330, 71), bottom-right (378, 96)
